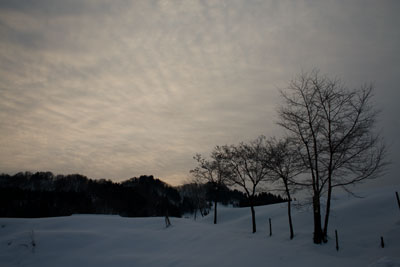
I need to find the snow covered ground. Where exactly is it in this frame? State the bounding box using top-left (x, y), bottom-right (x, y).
top-left (1, 186), bottom-right (399, 267)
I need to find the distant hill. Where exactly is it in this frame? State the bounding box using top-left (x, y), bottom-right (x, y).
top-left (0, 171), bottom-right (285, 218)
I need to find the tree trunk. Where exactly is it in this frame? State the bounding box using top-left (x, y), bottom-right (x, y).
top-left (323, 178), bottom-right (332, 242)
top-left (286, 187), bottom-right (294, 240)
top-left (250, 204), bottom-right (256, 233)
top-left (199, 205), bottom-right (204, 217)
top-left (312, 195), bottom-right (323, 244)
top-left (214, 200), bottom-right (217, 224)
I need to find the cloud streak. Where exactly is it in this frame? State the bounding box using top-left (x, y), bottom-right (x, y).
top-left (0, 0), bottom-right (399, 185)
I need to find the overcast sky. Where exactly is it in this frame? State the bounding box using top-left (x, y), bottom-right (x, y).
top-left (1, 0), bottom-right (399, 186)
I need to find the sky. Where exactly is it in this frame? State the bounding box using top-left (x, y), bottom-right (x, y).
top-left (0, 0), bottom-right (399, 186)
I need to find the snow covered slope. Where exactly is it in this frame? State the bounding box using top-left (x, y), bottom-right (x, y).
top-left (1, 186), bottom-right (399, 267)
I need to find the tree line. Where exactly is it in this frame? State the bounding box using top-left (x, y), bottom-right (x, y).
top-left (0, 171), bottom-right (285, 218)
top-left (190, 70), bottom-right (386, 244)
top-left (0, 172), bottom-right (180, 218)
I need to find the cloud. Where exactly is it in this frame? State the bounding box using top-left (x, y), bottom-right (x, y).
top-left (0, 0), bottom-right (399, 186)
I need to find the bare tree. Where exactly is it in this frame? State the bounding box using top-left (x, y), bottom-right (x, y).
top-left (265, 137), bottom-right (303, 240)
top-left (190, 150), bottom-right (231, 224)
top-left (278, 70), bottom-right (386, 244)
top-left (221, 136), bottom-right (271, 233)
top-left (179, 182), bottom-right (209, 220)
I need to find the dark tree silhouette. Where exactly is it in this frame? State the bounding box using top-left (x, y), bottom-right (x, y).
top-left (179, 182), bottom-right (209, 219)
top-left (265, 137), bottom-right (303, 240)
top-left (190, 151), bottom-right (232, 224)
top-left (278, 70), bottom-right (387, 243)
top-left (221, 136), bottom-right (271, 233)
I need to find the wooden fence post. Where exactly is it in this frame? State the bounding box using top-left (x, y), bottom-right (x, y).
top-left (335, 230), bottom-right (339, 251)
top-left (269, 218), bottom-right (272, 236)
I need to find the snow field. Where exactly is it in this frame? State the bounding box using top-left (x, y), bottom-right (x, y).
top-left (0, 186), bottom-right (399, 267)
